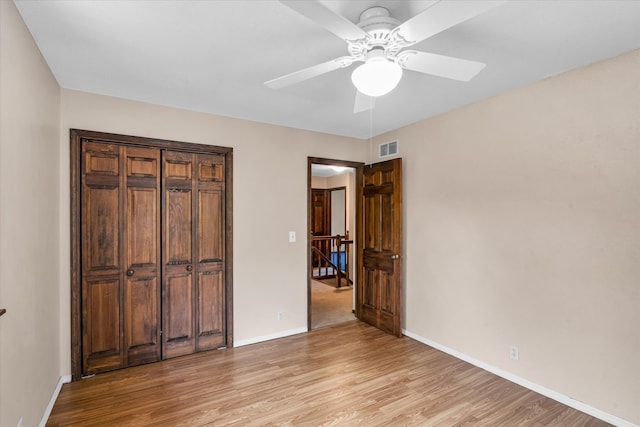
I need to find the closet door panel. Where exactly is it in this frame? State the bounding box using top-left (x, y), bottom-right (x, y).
top-left (197, 271), bottom-right (224, 349)
top-left (81, 142), bottom-right (124, 374)
top-left (126, 188), bottom-right (157, 266)
top-left (125, 277), bottom-right (158, 352)
top-left (164, 273), bottom-right (194, 355)
top-left (84, 187), bottom-right (120, 272)
top-left (195, 154), bottom-right (226, 350)
top-left (162, 151), bottom-right (196, 358)
top-left (83, 278), bottom-right (122, 373)
top-left (166, 190), bottom-right (192, 263)
top-left (123, 146), bottom-right (161, 365)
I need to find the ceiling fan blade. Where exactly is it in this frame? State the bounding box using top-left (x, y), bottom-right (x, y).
top-left (265, 56), bottom-right (354, 90)
top-left (394, 1), bottom-right (505, 46)
top-left (354, 90), bottom-right (375, 113)
top-left (279, 0), bottom-right (367, 42)
top-left (398, 50), bottom-right (486, 82)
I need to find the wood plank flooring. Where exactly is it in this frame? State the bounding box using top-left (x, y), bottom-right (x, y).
top-left (47, 322), bottom-right (611, 426)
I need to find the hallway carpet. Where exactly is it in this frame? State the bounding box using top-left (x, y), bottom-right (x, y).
top-left (311, 280), bottom-right (355, 329)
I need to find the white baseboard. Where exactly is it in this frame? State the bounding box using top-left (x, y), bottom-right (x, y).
top-left (40, 374), bottom-right (72, 427)
top-left (234, 326), bottom-right (308, 347)
top-left (402, 329), bottom-right (637, 427)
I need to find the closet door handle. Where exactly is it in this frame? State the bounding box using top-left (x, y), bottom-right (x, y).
top-left (126, 269), bottom-right (135, 276)
top-left (186, 265), bottom-right (193, 272)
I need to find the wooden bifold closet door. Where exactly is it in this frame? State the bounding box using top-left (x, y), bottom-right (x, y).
top-left (74, 131), bottom-right (232, 378)
top-left (162, 151), bottom-right (226, 358)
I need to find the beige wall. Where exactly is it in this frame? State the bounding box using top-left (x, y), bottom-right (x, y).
top-left (311, 175), bottom-right (328, 188)
top-left (377, 49), bottom-right (640, 424)
top-left (0, 2), bottom-right (61, 426)
top-left (326, 172), bottom-right (356, 241)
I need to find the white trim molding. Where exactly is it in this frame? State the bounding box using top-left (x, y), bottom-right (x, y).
top-left (402, 329), bottom-right (637, 427)
top-left (40, 374), bottom-right (72, 427)
top-left (234, 327), bottom-right (308, 347)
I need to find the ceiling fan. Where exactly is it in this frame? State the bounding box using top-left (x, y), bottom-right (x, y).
top-left (265, 0), bottom-right (505, 113)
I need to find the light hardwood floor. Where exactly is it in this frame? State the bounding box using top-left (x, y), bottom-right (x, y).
top-left (47, 322), bottom-right (611, 426)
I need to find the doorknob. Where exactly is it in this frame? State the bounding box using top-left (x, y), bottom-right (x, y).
top-left (126, 269), bottom-right (135, 276)
top-left (186, 265), bottom-right (193, 272)
top-left (391, 254), bottom-right (400, 260)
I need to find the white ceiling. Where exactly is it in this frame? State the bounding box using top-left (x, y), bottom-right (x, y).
top-left (311, 164), bottom-right (355, 177)
top-left (14, 0), bottom-right (640, 139)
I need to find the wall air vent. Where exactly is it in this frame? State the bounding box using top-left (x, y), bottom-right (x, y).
top-left (378, 140), bottom-right (399, 158)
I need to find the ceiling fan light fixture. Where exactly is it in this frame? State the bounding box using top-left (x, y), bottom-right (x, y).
top-left (351, 54), bottom-right (403, 97)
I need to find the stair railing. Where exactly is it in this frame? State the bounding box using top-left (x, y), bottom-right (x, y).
top-left (311, 232), bottom-right (353, 288)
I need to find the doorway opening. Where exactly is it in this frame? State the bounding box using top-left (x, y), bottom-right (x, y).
top-left (308, 157), bottom-right (363, 330)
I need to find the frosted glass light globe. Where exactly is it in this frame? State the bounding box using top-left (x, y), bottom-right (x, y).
top-left (351, 57), bottom-right (403, 97)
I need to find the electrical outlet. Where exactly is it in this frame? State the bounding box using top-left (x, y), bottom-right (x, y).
top-left (509, 345), bottom-right (519, 361)
top-left (277, 311), bottom-right (283, 321)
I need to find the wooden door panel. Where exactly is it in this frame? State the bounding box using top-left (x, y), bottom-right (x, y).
top-left (163, 151), bottom-right (197, 358)
top-left (311, 189), bottom-right (330, 236)
top-left (364, 194), bottom-right (380, 251)
top-left (362, 269), bottom-right (376, 308)
top-left (381, 192), bottom-right (393, 249)
top-left (194, 154), bottom-right (226, 351)
top-left (125, 277), bottom-right (159, 361)
top-left (163, 273), bottom-right (195, 358)
top-left (81, 142), bottom-right (162, 375)
top-left (84, 187), bottom-right (120, 272)
top-left (87, 279), bottom-right (120, 354)
top-left (85, 151), bottom-right (119, 176)
top-left (124, 146), bottom-right (161, 366)
top-left (197, 270), bottom-right (225, 350)
top-left (198, 190), bottom-right (223, 262)
top-left (125, 278), bottom-right (157, 347)
top-left (357, 158), bottom-right (403, 337)
top-left (199, 161), bottom-right (224, 182)
top-left (82, 142), bottom-right (124, 373)
top-left (165, 274), bottom-right (193, 341)
top-left (166, 190), bottom-right (193, 264)
top-left (127, 153), bottom-right (157, 178)
top-left (82, 184), bottom-right (120, 276)
top-left (379, 272), bottom-right (394, 313)
top-left (165, 157), bottom-right (193, 180)
top-left (83, 278), bottom-right (121, 373)
top-left (127, 187), bottom-right (157, 266)
top-left (311, 189), bottom-right (331, 269)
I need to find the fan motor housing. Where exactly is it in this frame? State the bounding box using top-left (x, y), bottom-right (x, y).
top-left (349, 7), bottom-right (401, 59)
top-left (357, 7), bottom-right (400, 41)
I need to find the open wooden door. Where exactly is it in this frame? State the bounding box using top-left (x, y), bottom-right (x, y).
top-left (356, 158), bottom-right (403, 337)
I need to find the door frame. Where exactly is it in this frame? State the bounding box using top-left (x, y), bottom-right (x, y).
top-left (70, 129), bottom-right (234, 380)
top-left (307, 157), bottom-right (364, 330)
